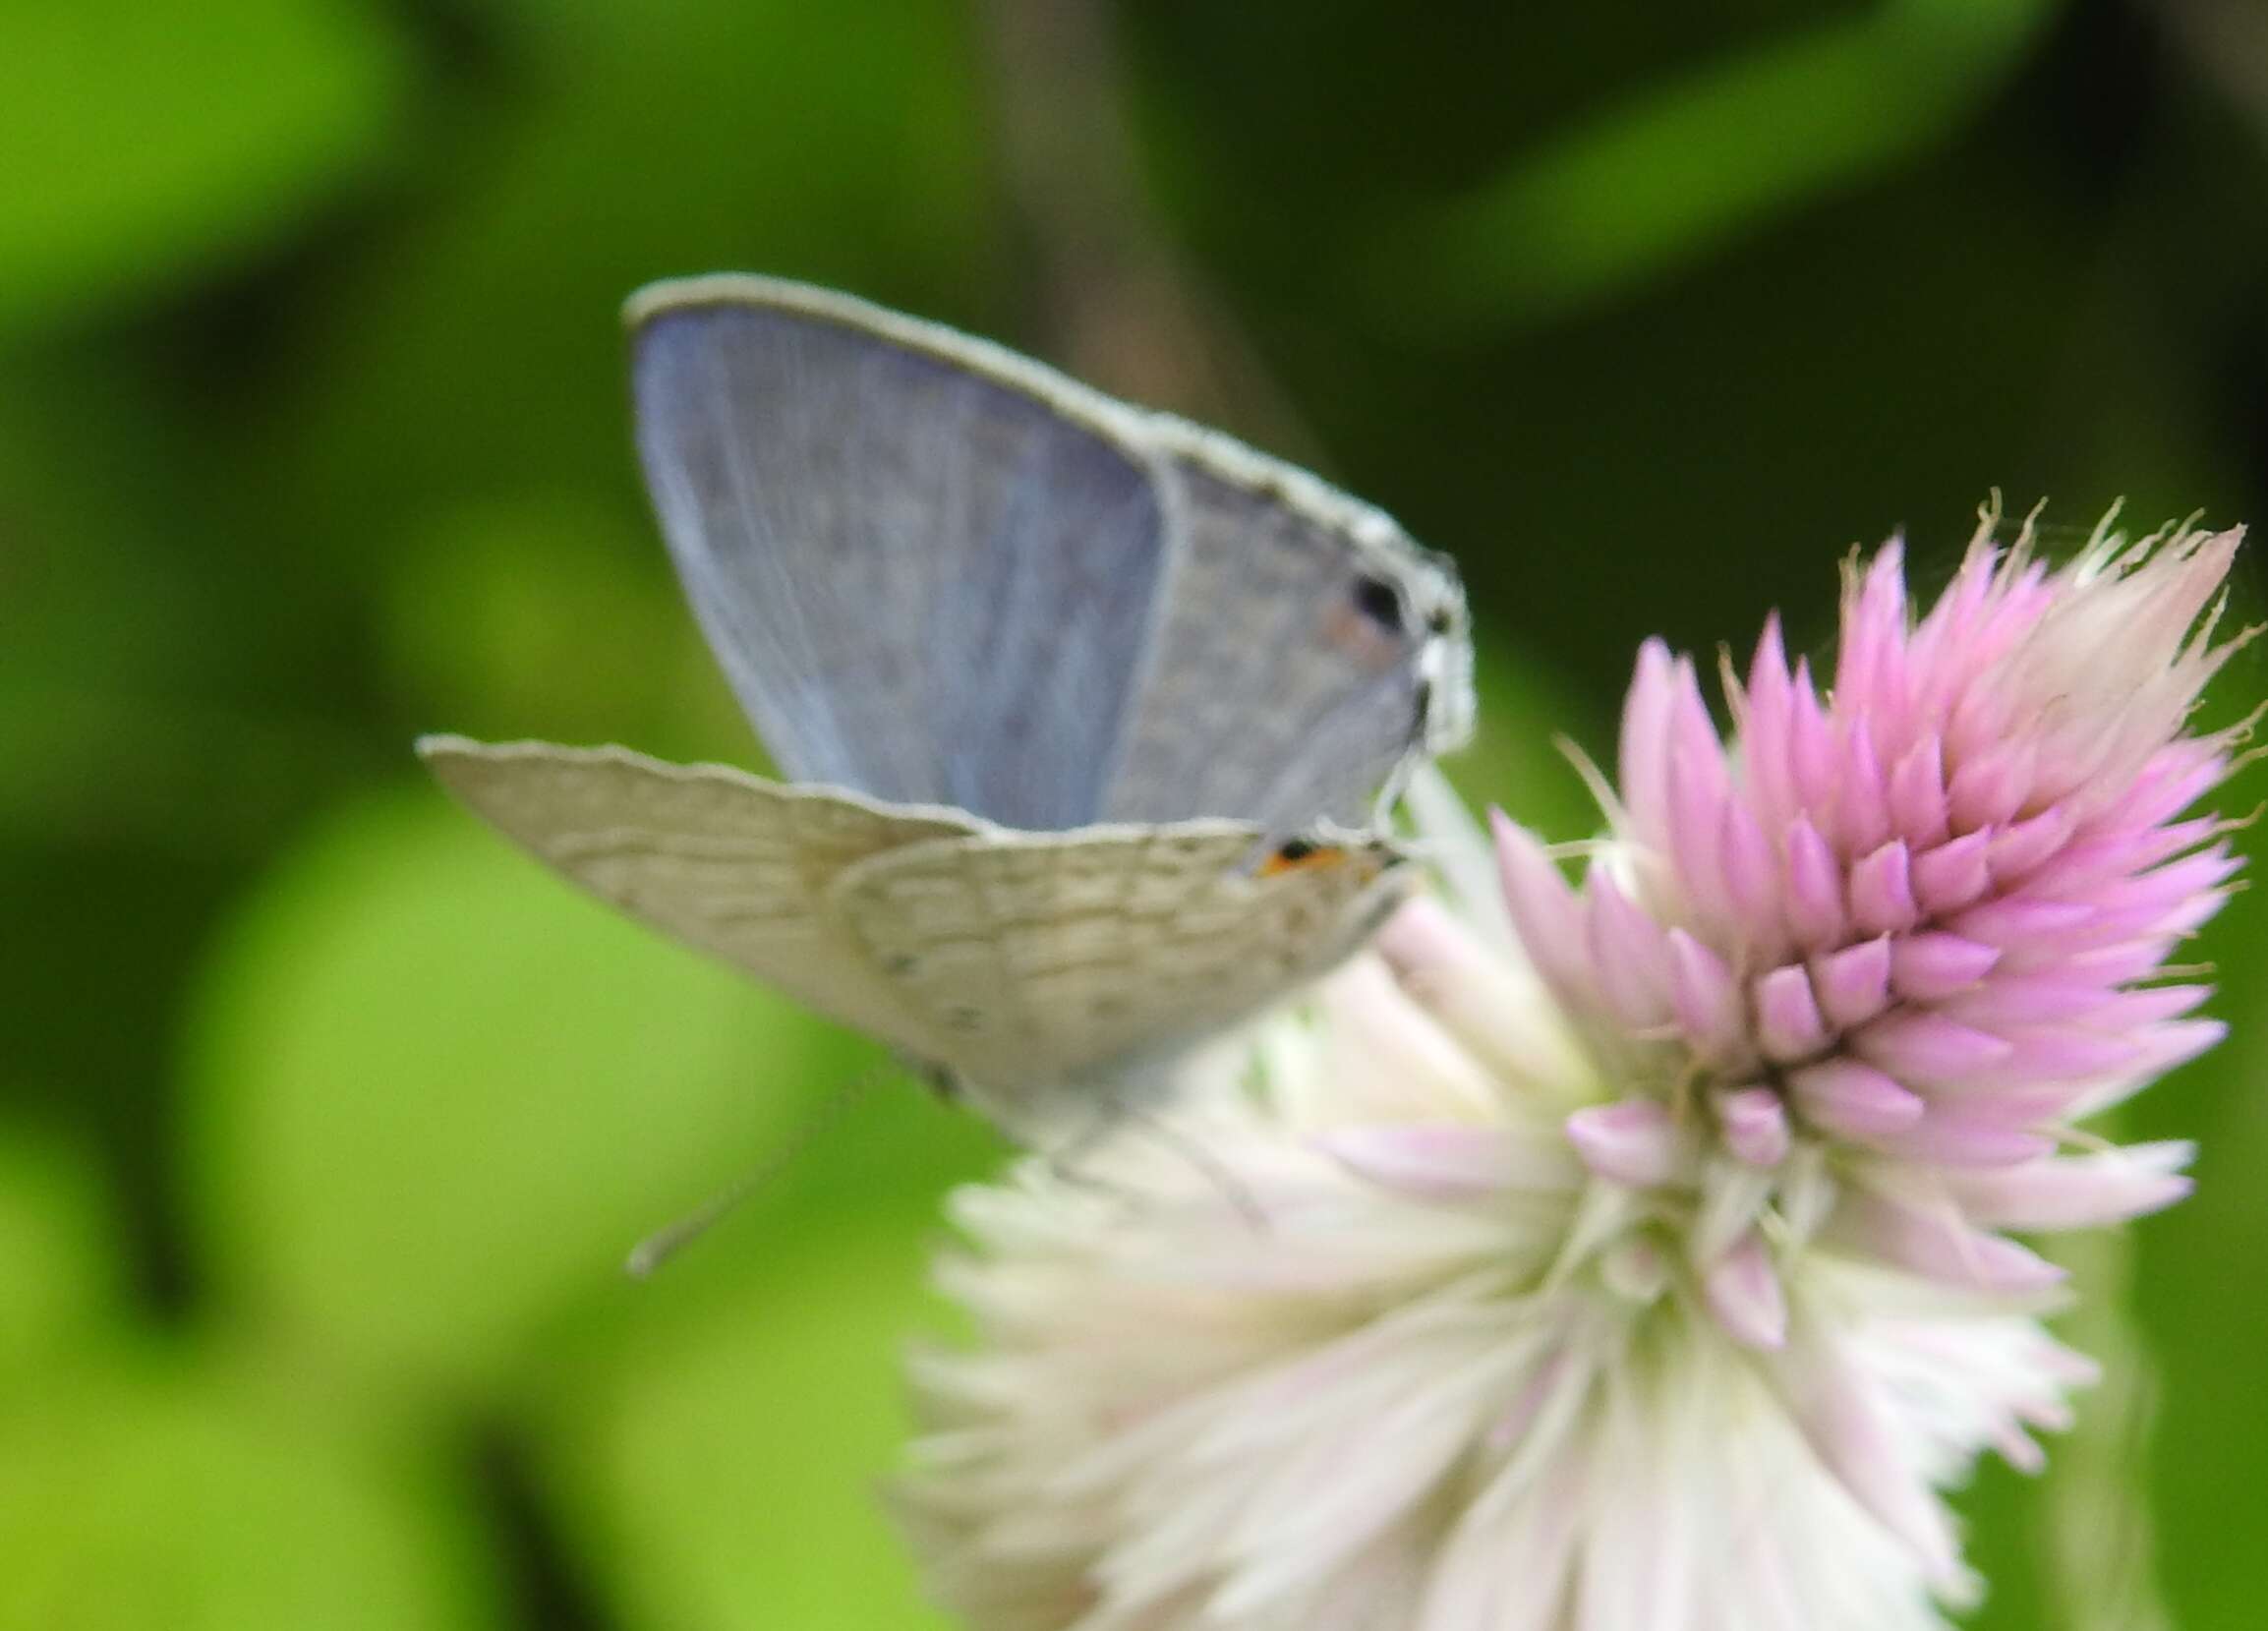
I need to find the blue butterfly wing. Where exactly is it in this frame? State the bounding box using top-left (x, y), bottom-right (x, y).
top-left (631, 278), bottom-right (1166, 832)
top-left (628, 276), bottom-right (1472, 837)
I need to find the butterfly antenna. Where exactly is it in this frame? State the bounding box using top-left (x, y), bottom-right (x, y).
top-left (623, 1062), bottom-right (892, 1279)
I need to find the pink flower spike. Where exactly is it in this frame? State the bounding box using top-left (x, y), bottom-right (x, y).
top-left (1667, 745), bottom-right (1732, 926)
top-left (1376, 896), bottom-right (1594, 1088)
top-left (2063, 937), bottom-right (2181, 988)
top-left (1995, 1426), bottom-right (2049, 1477)
top-left (1832, 1189), bottom-right (2067, 1293)
top-left (1838, 727), bottom-right (1892, 856)
top-left (1743, 614), bottom-right (1798, 828)
top-left (1949, 1080), bottom-right (2094, 1125)
top-left (1489, 810), bottom-right (1591, 1002)
top-left (1318, 1125), bottom-right (1582, 1200)
top-left (1874, 1111), bottom-right (2055, 1168)
top-left (1753, 964), bottom-right (1831, 1062)
top-left (1850, 841), bottom-right (1920, 935)
top-left (1941, 972), bottom-right (2119, 1027)
top-left (1946, 671), bottom-right (2018, 765)
top-left (1835, 541), bottom-right (1908, 710)
top-left (1943, 1143), bottom-right (2195, 1230)
top-left (1585, 876), bottom-right (1673, 1027)
top-left (1855, 1012), bottom-right (2013, 1084)
top-left (1789, 1058), bottom-right (1925, 1139)
top-left (1812, 937), bottom-right (1893, 1028)
top-left (1718, 798), bottom-right (1783, 932)
top-left (1947, 739), bottom-right (2038, 831)
top-left (2096, 983), bottom-right (2213, 1027)
top-left (2123, 1018), bottom-right (2230, 1079)
top-left (1986, 806), bottom-right (2075, 884)
top-left (1976, 1027), bottom-right (2145, 1087)
top-left (1947, 897), bottom-right (2097, 952)
top-left (1888, 734), bottom-right (1949, 847)
top-left (2016, 1391), bottom-right (2080, 1434)
top-left (2146, 884), bottom-right (2235, 941)
top-left (1704, 1233), bottom-right (1787, 1350)
top-left (1767, 1324), bottom-right (1965, 1587)
top-left (2012, 832), bottom-right (2129, 899)
top-left (1667, 657), bottom-right (1725, 776)
top-left (1787, 660), bottom-right (1841, 816)
top-left (1781, 817), bottom-right (1848, 949)
top-left (2100, 739), bottom-right (2231, 834)
top-left (1666, 929), bottom-right (1744, 1059)
top-left (1564, 1100), bottom-right (1686, 1188)
top-left (1911, 831), bottom-right (1994, 915)
top-left (2103, 846), bottom-right (2244, 917)
top-left (1715, 1086), bottom-right (1790, 1166)
top-left (1890, 932), bottom-right (2002, 1000)
top-left (2107, 813), bottom-right (2230, 877)
top-left (1749, 609), bottom-right (1792, 694)
top-left (1618, 640), bottom-right (1680, 850)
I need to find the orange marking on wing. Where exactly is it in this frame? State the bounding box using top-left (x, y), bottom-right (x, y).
top-left (1257, 842), bottom-right (1356, 879)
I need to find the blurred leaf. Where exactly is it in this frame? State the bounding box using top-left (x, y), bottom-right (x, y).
top-left (1362, 0), bottom-right (2061, 334)
top-left (0, 680), bottom-right (370, 860)
top-left (0, 1347), bottom-right (497, 1630)
top-left (2029, 1229), bottom-right (2174, 1631)
top-left (532, 1221), bottom-right (956, 1631)
top-left (274, 0), bottom-right (997, 540)
top-left (0, 0), bottom-right (405, 334)
top-left (182, 786), bottom-right (860, 1397)
top-left (2126, 799), bottom-right (2268, 1631)
top-left (379, 496), bottom-right (756, 767)
top-left (0, 1123), bottom-right (121, 1372)
top-left (1452, 632), bottom-right (1615, 843)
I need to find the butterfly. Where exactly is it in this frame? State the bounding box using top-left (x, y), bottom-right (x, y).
top-left (420, 275), bottom-right (1473, 1129)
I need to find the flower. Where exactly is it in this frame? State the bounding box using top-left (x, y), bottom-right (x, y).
top-left (895, 508), bottom-right (2251, 1629)
top-left (1494, 506), bottom-right (2250, 1329)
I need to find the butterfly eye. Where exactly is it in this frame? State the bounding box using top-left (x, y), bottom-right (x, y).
top-left (1351, 574), bottom-right (1405, 633)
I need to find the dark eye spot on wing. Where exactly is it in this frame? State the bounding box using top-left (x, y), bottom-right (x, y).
top-left (1426, 606), bottom-right (1455, 635)
top-left (1257, 836), bottom-right (1332, 878)
top-left (1351, 574), bottom-right (1405, 634)
top-left (1257, 835), bottom-right (1389, 881)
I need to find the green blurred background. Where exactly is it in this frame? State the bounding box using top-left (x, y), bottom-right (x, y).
top-left (2, 0), bottom-right (2263, 1626)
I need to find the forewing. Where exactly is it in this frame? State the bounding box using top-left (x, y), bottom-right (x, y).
top-left (1103, 422), bottom-right (1473, 832)
top-left (830, 824), bottom-right (1410, 1094)
top-left (417, 735), bottom-right (980, 1055)
top-left (629, 276), bottom-right (1170, 831)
